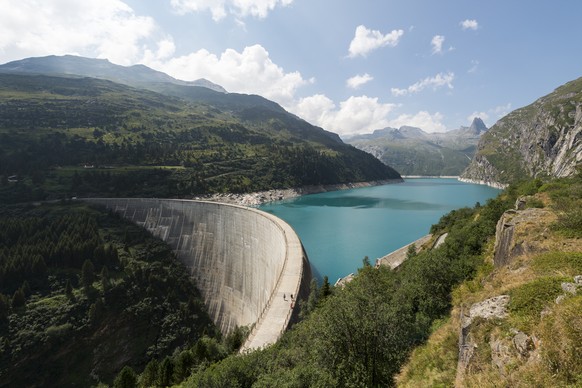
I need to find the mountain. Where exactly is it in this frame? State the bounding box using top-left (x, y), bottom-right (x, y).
top-left (0, 54), bottom-right (227, 93)
top-left (462, 77), bottom-right (582, 186)
top-left (0, 57), bottom-right (400, 203)
top-left (346, 118), bottom-right (487, 176)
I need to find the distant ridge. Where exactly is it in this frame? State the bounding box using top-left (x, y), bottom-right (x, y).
top-left (346, 118), bottom-right (488, 176)
top-left (0, 54), bottom-right (227, 93)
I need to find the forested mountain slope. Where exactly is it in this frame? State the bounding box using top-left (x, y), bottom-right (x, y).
top-left (0, 68), bottom-right (400, 203)
top-left (0, 202), bottom-right (218, 387)
top-left (462, 77), bottom-right (582, 185)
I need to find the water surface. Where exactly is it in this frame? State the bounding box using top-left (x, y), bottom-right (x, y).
top-left (259, 178), bottom-right (500, 283)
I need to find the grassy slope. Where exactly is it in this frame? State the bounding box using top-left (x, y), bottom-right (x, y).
top-left (396, 176), bottom-right (582, 387)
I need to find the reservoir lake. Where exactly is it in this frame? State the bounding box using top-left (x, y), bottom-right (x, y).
top-left (259, 178), bottom-right (501, 284)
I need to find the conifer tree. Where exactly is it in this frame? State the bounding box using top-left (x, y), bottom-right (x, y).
top-left (65, 279), bottom-right (74, 300)
top-left (158, 357), bottom-right (174, 387)
top-left (319, 275), bottom-right (332, 301)
top-left (21, 280), bottom-right (31, 297)
top-left (11, 288), bottom-right (25, 309)
top-left (81, 259), bottom-right (95, 293)
top-left (140, 359), bottom-right (159, 388)
top-left (113, 366), bottom-right (137, 388)
top-left (0, 294), bottom-right (9, 321)
top-left (100, 266), bottom-right (111, 293)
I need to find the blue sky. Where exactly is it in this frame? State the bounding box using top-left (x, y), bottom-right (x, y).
top-left (2, 1), bottom-right (582, 136)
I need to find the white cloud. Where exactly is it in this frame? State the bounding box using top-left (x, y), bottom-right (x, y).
top-left (431, 35), bottom-right (445, 54)
top-left (460, 19), bottom-right (479, 30)
top-left (348, 25), bottom-right (404, 58)
top-left (145, 44), bottom-right (311, 107)
top-left (466, 103), bottom-right (512, 127)
top-left (388, 111), bottom-right (446, 133)
top-left (467, 111), bottom-right (489, 123)
top-left (170, 0), bottom-right (293, 21)
top-left (142, 38), bottom-right (176, 63)
top-left (493, 103), bottom-right (512, 118)
top-left (346, 73), bottom-right (373, 89)
top-left (0, 0), bottom-right (157, 66)
top-left (391, 72), bottom-right (454, 96)
top-left (293, 95), bottom-right (397, 136)
top-left (468, 59), bottom-right (479, 73)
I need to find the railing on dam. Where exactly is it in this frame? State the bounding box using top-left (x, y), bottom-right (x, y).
top-left (84, 198), bottom-right (310, 351)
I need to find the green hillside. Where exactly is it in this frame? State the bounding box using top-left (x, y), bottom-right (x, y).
top-left (0, 72), bottom-right (399, 203)
top-left (0, 202), bottom-right (219, 387)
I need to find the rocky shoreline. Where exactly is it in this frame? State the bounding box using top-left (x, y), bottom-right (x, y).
top-left (196, 178), bottom-right (403, 206)
top-left (457, 177), bottom-right (508, 190)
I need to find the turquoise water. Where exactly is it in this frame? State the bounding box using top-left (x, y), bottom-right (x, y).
top-left (258, 178), bottom-right (500, 283)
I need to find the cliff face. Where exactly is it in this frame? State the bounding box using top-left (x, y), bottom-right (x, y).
top-left (462, 77), bottom-right (582, 185)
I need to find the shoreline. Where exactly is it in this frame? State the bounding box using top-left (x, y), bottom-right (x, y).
top-left (402, 175), bottom-right (459, 179)
top-left (457, 177), bottom-right (508, 189)
top-left (196, 178), bottom-right (403, 206)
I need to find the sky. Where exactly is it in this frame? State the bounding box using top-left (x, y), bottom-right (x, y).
top-left (1, 1), bottom-right (582, 137)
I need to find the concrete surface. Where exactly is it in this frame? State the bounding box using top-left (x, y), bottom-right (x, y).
top-left (85, 198), bottom-right (310, 350)
top-left (375, 234), bottom-right (433, 269)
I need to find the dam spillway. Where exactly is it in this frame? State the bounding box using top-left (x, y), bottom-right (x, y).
top-left (85, 198), bottom-right (311, 350)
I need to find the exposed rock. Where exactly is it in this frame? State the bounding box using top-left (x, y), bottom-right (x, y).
top-left (490, 335), bottom-right (513, 376)
top-left (574, 275), bottom-right (582, 284)
top-left (512, 330), bottom-right (534, 357)
top-left (462, 76), bottom-right (582, 185)
top-left (493, 208), bottom-right (552, 267)
top-left (457, 296), bottom-right (510, 382)
top-left (465, 295), bottom-right (511, 327)
top-left (198, 179), bottom-right (402, 206)
top-left (561, 282), bottom-right (578, 295)
top-left (514, 195), bottom-right (537, 210)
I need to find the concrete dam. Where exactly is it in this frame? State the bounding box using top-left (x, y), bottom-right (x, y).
top-left (86, 198), bottom-right (311, 351)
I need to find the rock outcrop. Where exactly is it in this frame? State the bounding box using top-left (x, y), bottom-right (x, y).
top-left (462, 77), bottom-right (582, 186)
top-left (492, 194), bottom-right (557, 267)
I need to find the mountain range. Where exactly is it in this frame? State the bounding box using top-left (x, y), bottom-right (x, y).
top-left (0, 54), bottom-right (227, 93)
top-left (0, 55), bottom-right (400, 203)
top-left (346, 117), bottom-right (488, 176)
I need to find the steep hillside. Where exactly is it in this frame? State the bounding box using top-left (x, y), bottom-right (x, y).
top-left (0, 202), bottom-right (218, 387)
top-left (397, 176), bottom-right (582, 387)
top-left (0, 70), bottom-right (399, 203)
top-left (462, 77), bottom-right (582, 186)
top-left (347, 118), bottom-right (487, 176)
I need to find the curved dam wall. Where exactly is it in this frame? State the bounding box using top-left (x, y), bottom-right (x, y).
top-left (85, 198), bottom-right (310, 350)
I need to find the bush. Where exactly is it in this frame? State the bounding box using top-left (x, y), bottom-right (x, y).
top-left (508, 277), bottom-right (565, 332)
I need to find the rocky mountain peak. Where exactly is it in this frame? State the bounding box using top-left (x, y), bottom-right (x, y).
top-left (468, 117), bottom-right (488, 134)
